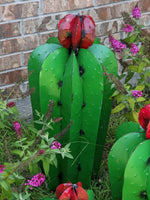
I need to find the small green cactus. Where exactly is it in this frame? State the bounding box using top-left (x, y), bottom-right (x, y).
top-left (108, 104), bottom-right (150, 200)
top-left (28, 14), bottom-right (118, 189)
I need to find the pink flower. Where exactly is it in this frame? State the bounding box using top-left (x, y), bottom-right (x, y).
top-left (132, 90), bottom-right (142, 98)
top-left (13, 121), bottom-right (22, 139)
top-left (132, 5), bottom-right (141, 18)
top-left (0, 165), bottom-right (5, 174)
top-left (109, 36), bottom-right (127, 53)
top-left (25, 173), bottom-right (45, 190)
top-left (130, 43), bottom-right (139, 55)
top-left (123, 24), bottom-right (134, 33)
top-left (6, 101), bottom-right (15, 108)
top-left (51, 141), bottom-right (61, 150)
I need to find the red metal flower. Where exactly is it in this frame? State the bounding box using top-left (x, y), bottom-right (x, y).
top-left (58, 14), bottom-right (95, 50)
top-left (56, 181), bottom-right (88, 200)
top-left (139, 104), bottom-right (150, 139)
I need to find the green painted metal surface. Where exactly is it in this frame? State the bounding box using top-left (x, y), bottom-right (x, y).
top-left (28, 43), bottom-right (62, 119)
top-left (60, 52), bottom-right (83, 183)
top-left (108, 132), bottom-right (145, 200)
top-left (88, 44), bottom-right (118, 173)
top-left (123, 140), bottom-right (150, 200)
top-left (28, 38), bottom-right (117, 189)
top-left (115, 121), bottom-right (145, 141)
top-left (40, 47), bottom-right (69, 189)
top-left (77, 48), bottom-right (103, 188)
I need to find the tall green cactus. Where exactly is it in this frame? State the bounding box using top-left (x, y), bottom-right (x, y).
top-left (28, 14), bottom-right (118, 189)
top-left (108, 105), bottom-right (150, 200)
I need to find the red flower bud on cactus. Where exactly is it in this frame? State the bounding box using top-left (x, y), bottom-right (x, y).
top-left (58, 14), bottom-right (95, 50)
top-left (56, 182), bottom-right (88, 200)
top-left (58, 14), bottom-right (76, 48)
top-left (139, 104), bottom-right (150, 139)
top-left (80, 15), bottom-right (95, 49)
top-left (71, 15), bottom-right (82, 50)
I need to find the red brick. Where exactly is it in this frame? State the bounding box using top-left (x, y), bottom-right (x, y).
top-left (23, 14), bottom-right (65, 35)
top-left (97, 0), bottom-right (126, 5)
top-left (96, 19), bottom-right (123, 37)
top-left (81, 4), bottom-right (123, 22)
top-left (0, 21), bottom-right (21, 39)
top-left (1, 82), bottom-right (29, 99)
top-left (0, 68), bottom-right (28, 86)
top-left (40, 31), bottom-right (58, 45)
top-left (0, 35), bottom-right (39, 56)
top-left (43, 0), bottom-right (94, 14)
top-left (23, 51), bottom-right (32, 66)
top-left (0, 53), bottom-right (21, 71)
top-left (141, 13), bottom-right (150, 26)
top-left (0, 0), bottom-right (14, 3)
top-left (0, 2), bottom-right (39, 22)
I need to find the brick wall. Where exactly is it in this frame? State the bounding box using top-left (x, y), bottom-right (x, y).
top-left (0, 0), bottom-right (150, 99)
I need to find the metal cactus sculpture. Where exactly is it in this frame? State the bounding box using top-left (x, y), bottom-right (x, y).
top-left (28, 14), bottom-right (118, 189)
top-left (108, 104), bottom-right (150, 200)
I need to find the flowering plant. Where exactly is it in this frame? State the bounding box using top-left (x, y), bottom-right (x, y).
top-left (0, 92), bottom-right (73, 200)
top-left (107, 4), bottom-right (150, 122)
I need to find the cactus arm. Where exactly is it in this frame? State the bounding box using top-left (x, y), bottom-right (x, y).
top-left (93, 37), bottom-right (101, 44)
top-left (123, 140), bottom-right (150, 200)
top-left (108, 132), bottom-right (145, 200)
top-left (28, 43), bottom-right (62, 119)
top-left (46, 37), bottom-right (61, 45)
top-left (40, 47), bottom-right (69, 189)
top-left (60, 52), bottom-right (83, 183)
top-left (77, 48), bottom-right (103, 188)
top-left (115, 121), bottom-right (145, 141)
top-left (88, 44), bottom-right (118, 173)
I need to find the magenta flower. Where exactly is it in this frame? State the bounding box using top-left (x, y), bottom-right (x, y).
top-left (132, 5), bottom-right (141, 18)
top-left (13, 121), bottom-right (22, 139)
top-left (0, 165), bottom-right (5, 174)
top-left (51, 141), bottom-right (61, 150)
top-left (6, 101), bottom-right (15, 108)
top-left (130, 43), bottom-right (139, 55)
top-left (109, 36), bottom-right (127, 53)
top-left (25, 173), bottom-right (45, 189)
top-left (132, 90), bottom-right (142, 98)
top-left (123, 24), bottom-right (134, 33)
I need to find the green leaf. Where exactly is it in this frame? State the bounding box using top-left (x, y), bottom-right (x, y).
top-left (136, 97), bottom-right (146, 102)
top-left (123, 34), bottom-right (137, 44)
top-left (128, 65), bottom-right (138, 72)
top-left (137, 62), bottom-right (146, 73)
top-left (125, 71), bottom-right (134, 83)
top-left (127, 96), bottom-right (135, 111)
top-left (134, 84), bottom-right (145, 91)
top-left (111, 90), bottom-right (119, 98)
top-left (64, 153), bottom-right (73, 159)
top-left (111, 103), bottom-right (126, 114)
top-left (0, 179), bottom-right (10, 191)
top-left (42, 157), bottom-right (50, 176)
